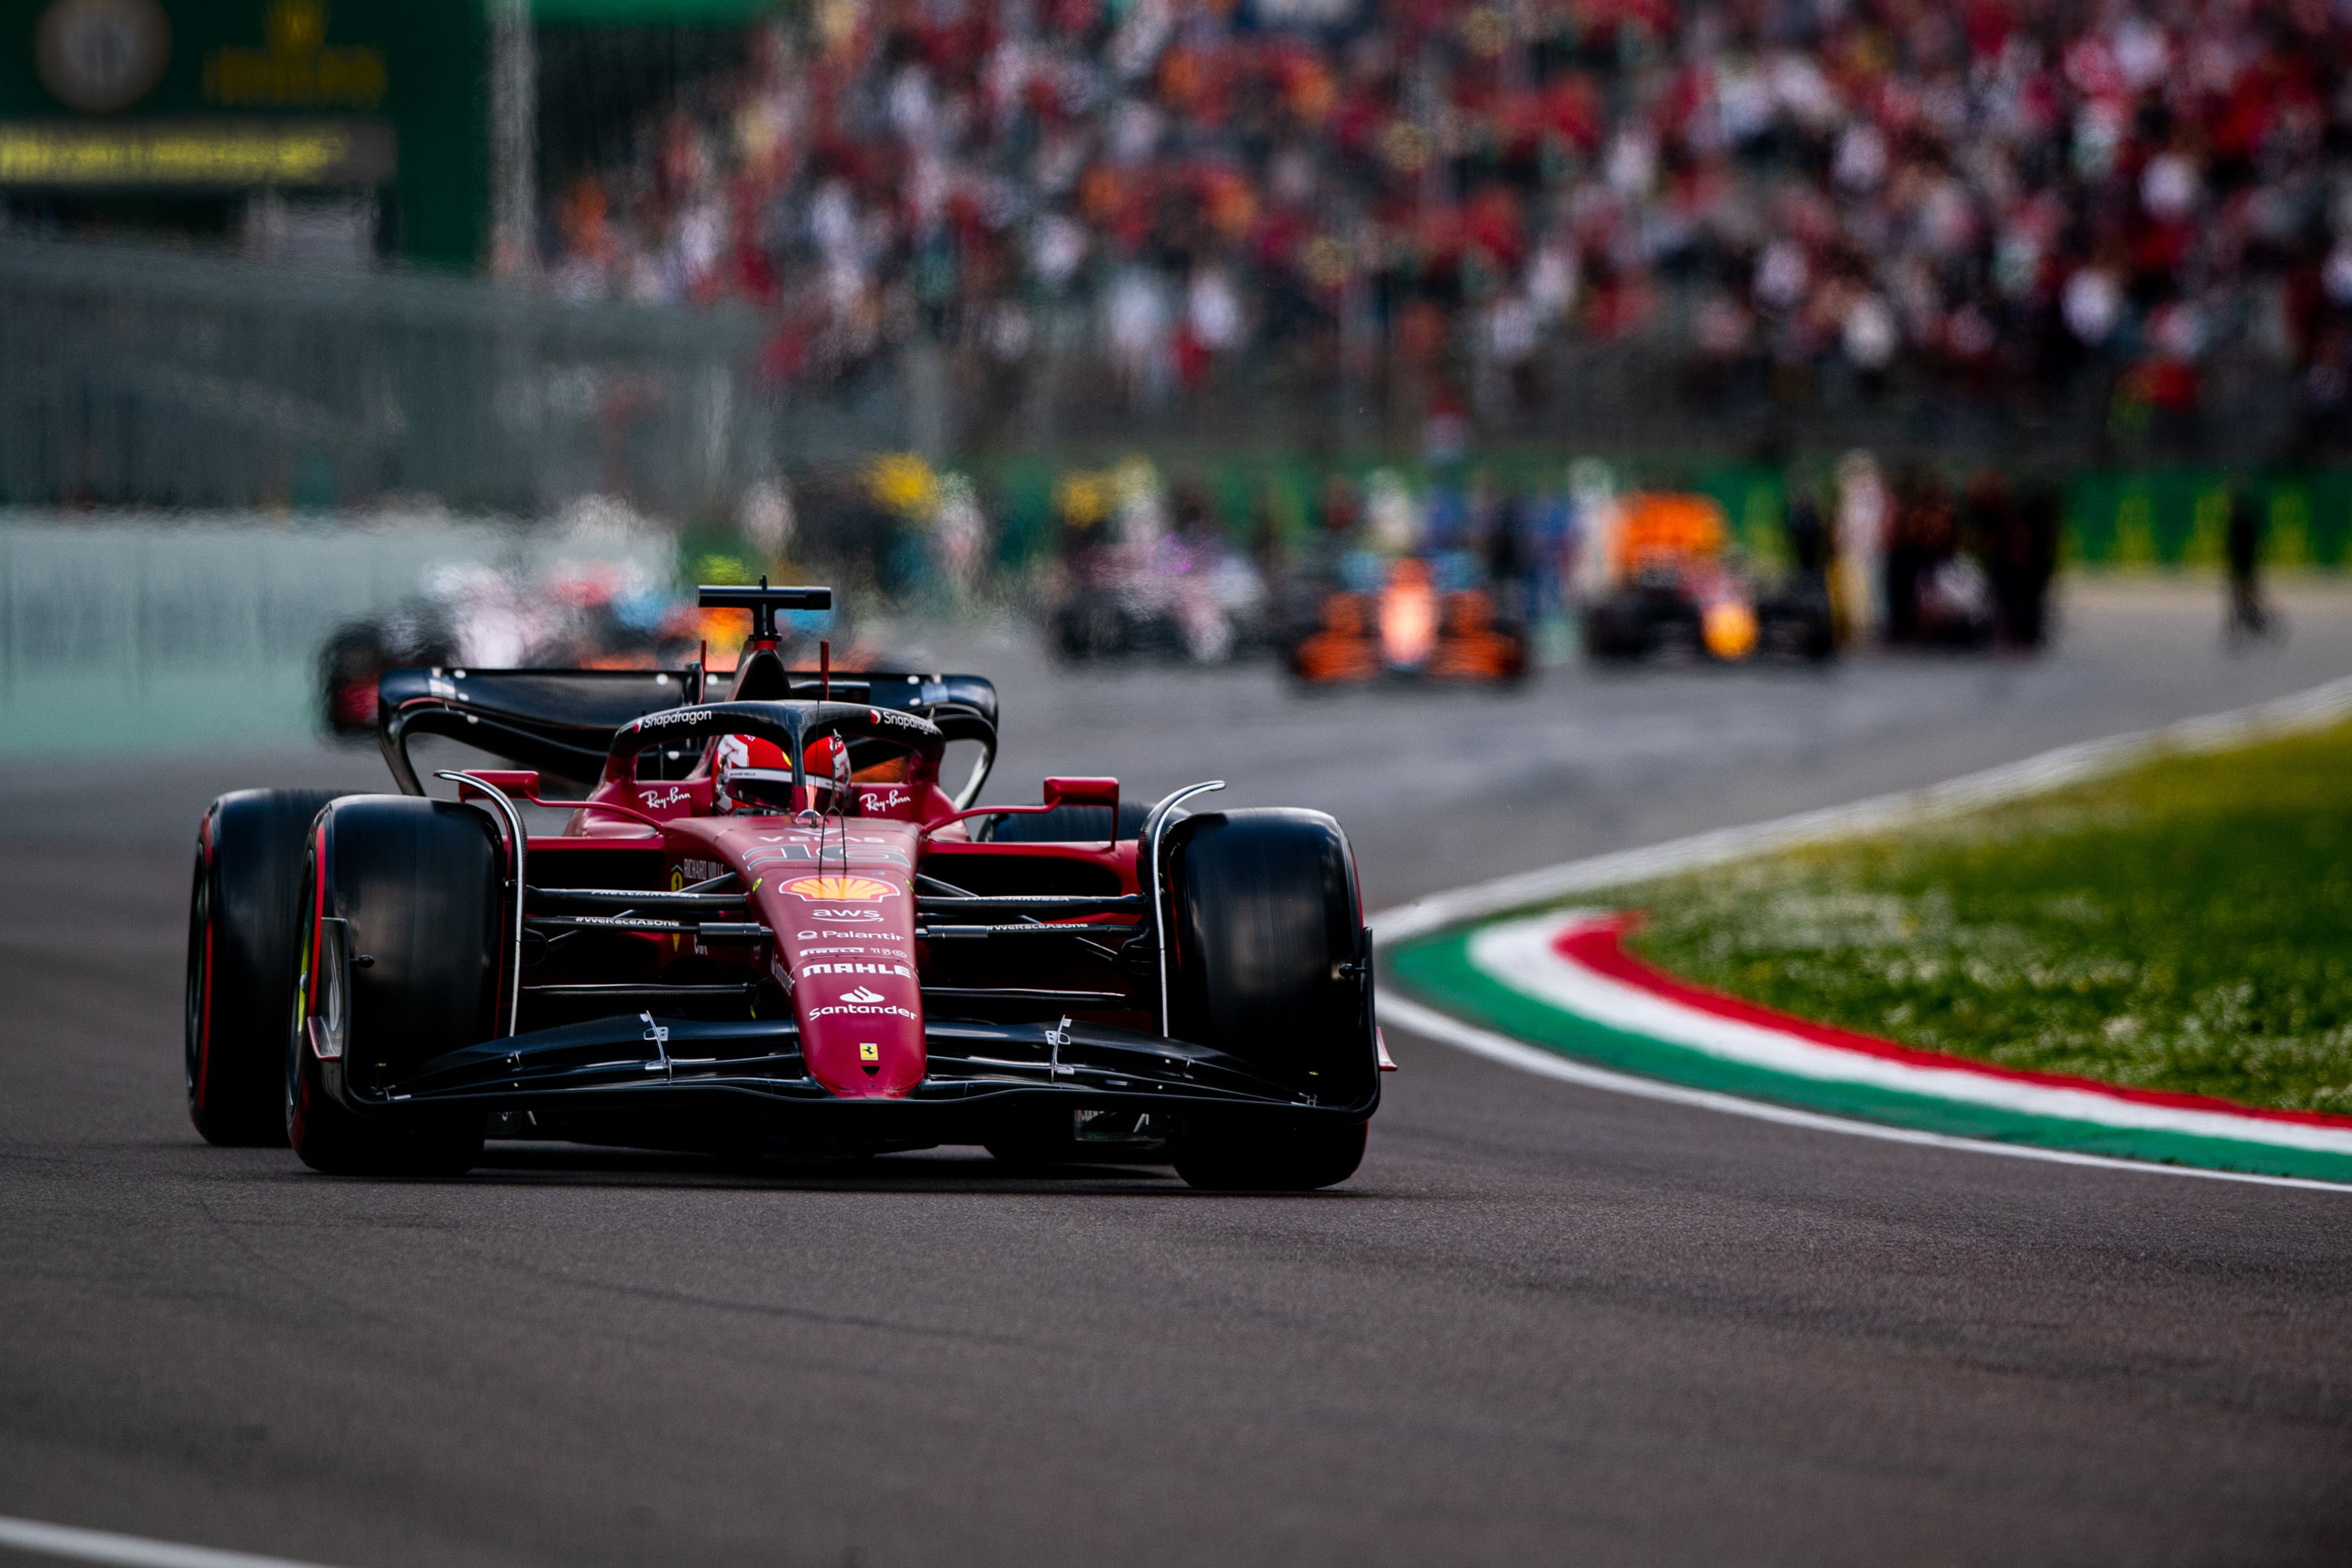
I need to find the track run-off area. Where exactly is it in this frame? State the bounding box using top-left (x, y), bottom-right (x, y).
top-left (1375, 671), bottom-right (2352, 1187)
top-left (4, 580), bottom-right (2351, 1567)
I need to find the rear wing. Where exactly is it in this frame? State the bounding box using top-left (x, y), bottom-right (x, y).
top-left (377, 666), bottom-right (1000, 805)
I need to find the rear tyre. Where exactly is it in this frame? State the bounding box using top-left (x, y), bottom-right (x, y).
top-left (286, 796), bottom-right (499, 1177)
top-left (1174, 1117), bottom-right (1367, 1192)
top-left (1164, 808), bottom-right (1377, 1191)
top-left (186, 788), bottom-right (347, 1146)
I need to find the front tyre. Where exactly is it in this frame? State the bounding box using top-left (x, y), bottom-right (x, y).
top-left (187, 788), bottom-right (348, 1145)
top-left (286, 796), bottom-right (499, 1177)
top-left (1164, 808), bottom-right (1378, 1191)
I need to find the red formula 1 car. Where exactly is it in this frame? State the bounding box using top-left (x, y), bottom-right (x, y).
top-left (187, 585), bottom-right (1387, 1189)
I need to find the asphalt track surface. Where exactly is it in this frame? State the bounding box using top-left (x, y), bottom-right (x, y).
top-left (5, 581), bottom-right (2352, 1568)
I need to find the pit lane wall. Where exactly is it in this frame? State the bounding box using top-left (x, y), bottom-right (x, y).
top-left (0, 510), bottom-right (667, 755)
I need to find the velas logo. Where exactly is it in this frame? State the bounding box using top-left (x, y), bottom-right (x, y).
top-left (780, 875), bottom-right (896, 902)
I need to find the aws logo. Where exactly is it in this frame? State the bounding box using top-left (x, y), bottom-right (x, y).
top-left (780, 875), bottom-right (896, 903)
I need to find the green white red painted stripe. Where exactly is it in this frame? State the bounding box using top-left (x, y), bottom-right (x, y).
top-left (1371, 674), bottom-right (2352, 1190)
top-left (1384, 910), bottom-right (2352, 1186)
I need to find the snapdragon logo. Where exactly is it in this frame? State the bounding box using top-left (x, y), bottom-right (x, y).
top-left (864, 707), bottom-right (934, 733)
top-left (633, 707), bottom-right (710, 731)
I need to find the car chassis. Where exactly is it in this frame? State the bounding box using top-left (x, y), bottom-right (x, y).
top-left (193, 585), bottom-right (1389, 1186)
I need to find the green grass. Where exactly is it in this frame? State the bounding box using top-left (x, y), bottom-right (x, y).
top-left (1607, 721), bottom-right (2352, 1114)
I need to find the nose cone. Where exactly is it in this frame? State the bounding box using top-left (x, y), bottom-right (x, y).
top-left (794, 964), bottom-right (926, 1097)
top-left (738, 849), bottom-right (928, 1100)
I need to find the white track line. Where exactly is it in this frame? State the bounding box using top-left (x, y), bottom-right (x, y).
top-left (0, 1516), bottom-right (338, 1568)
top-left (1371, 673), bottom-right (2352, 946)
top-left (1379, 994), bottom-right (2352, 1193)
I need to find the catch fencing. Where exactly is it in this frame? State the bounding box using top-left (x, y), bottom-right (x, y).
top-left (0, 235), bottom-right (2325, 521)
top-left (0, 238), bottom-right (762, 519)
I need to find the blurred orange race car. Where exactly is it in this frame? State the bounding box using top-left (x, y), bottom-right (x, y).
top-left (1288, 559), bottom-right (1528, 685)
top-left (1583, 493), bottom-right (1833, 664)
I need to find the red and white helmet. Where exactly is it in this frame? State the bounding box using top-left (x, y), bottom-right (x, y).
top-left (713, 733), bottom-right (849, 814)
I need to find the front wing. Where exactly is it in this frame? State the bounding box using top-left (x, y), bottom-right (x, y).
top-left (341, 1011), bottom-right (1376, 1151)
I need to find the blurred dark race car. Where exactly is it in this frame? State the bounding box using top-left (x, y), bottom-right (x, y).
top-left (1582, 493), bottom-right (1834, 664)
top-left (1049, 513), bottom-right (1270, 664)
top-left (320, 562), bottom-right (701, 737)
top-left (193, 584), bottom-right (1388, 1189)
top-left (1288, 558), bottom-right (1528, 685)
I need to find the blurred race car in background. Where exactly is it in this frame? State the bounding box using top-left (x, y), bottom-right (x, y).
top-left (320, 560), bottom-right (870, 736)
top-left (1582, 493), bottom-right (1835, 665)
top-left (1287, 556), bottom-right (1527, 685)
top-left (1049, 494), bottom-right (1271, 665)
top-left (320, 560), bottom-right (699, 736)
top-left (1051, 541), bottom-right (1269, 664)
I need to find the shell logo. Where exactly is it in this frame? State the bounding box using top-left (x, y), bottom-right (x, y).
top-left (780, 875), bottom-right (897, 902)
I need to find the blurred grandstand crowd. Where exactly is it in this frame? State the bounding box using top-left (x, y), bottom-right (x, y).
top-left (539, 0), bottom-right (2352, 437)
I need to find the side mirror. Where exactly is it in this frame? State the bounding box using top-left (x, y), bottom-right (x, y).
top-left (1042, 776), bottom-right (1119, 811)
top-left (1044, 777), bottom-right (1119, 847)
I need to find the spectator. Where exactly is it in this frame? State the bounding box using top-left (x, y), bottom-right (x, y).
top-left (2227, 489), bottom-right (2272, 645)
top-left (529, 0), bottom-right (2352, 444)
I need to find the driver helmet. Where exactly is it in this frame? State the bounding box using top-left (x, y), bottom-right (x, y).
top-left (713, 733), bottom-right (850, 815)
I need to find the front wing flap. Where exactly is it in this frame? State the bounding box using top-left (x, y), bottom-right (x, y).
top-left (368, 1012), bottom-right (1368, 1123)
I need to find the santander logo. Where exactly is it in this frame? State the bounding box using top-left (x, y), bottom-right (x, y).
top-left (840, 985), bottom-right (887, 1005)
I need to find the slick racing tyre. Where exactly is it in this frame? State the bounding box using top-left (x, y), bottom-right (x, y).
top-left (286, 796), bottom-right (500, 1177)
top-left (1164, 808), bottom-right (1375, 1191)
top-left (187, 788), bottom-right (349, 1146)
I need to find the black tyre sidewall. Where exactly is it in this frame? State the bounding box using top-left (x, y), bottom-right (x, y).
top-left (1164, 808), bottom-right (1375, 1189)
top-left (187, 788), bottom-right (346, 1146)
top-left (286, 795), bottom-right (498, 1177)
top-left (1166, 808), bottom-right (1371, 1099)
